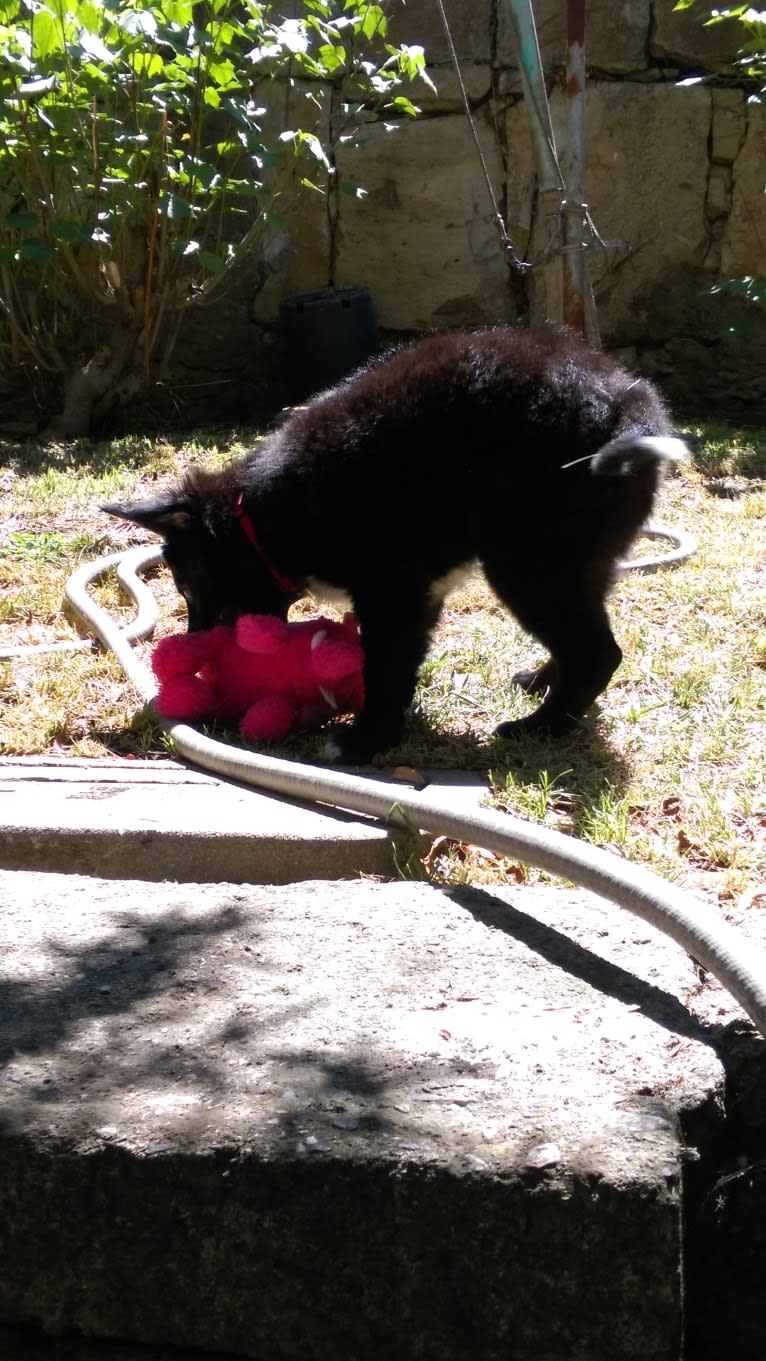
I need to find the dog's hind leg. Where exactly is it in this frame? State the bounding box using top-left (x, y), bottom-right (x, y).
top-left (482, 559), bottom-right (623, 737)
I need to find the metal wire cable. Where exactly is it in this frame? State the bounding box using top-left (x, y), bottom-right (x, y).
top-left (433, 0), bottom-right (531, 274)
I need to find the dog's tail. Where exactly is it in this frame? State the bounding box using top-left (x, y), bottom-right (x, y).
top-left (562, 434), bottom-right (688, 474)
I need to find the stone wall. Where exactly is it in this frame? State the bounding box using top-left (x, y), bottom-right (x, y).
top-left (244, 0), bottom-right (766, 417)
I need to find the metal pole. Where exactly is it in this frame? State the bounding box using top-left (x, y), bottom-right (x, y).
top-left (563, 0), bottom-right (599, 340)
top-left (504, 1), bottom-right (565, 195)
top-left (503, 0), bottom-right (566, 324)
top-left (504, 0), bottom-right (600, 339)
top-left (564, 0), bottom-right (586, 334)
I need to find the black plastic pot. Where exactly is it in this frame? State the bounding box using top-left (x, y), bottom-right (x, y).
top-left (280, 287), bottom-right (378, 402)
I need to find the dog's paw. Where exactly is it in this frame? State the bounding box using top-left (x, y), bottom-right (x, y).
top-left (321, 721), bottom-right (399, 766)
top-left (495, 710), bottom-right (578, 740)
top-left (321, 729), bottom-right (376, 766)
top-left (495, 716), bottom-right (536, 741)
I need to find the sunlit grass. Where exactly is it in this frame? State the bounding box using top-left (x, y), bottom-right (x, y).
top-left (0, 420), bottom-right (764, 909)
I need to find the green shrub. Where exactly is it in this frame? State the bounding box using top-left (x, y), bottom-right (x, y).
top-left (674, 1), bottom-right (766, 338)
top-left (0, 0), bottom-right (429, 432)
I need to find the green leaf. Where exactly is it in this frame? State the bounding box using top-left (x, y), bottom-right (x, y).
top-left (361, 4), bottom-right (386, 39)
top-left (163, 0), bottom-right (195, 25)
top-left (209, 58), bottom-right (236, 86)
top-left (132, 52), bottom-right (165, 78)
top-left (19, 237), bottom-right (56, 261)
top-left (221, 178), bottom-right (261, 196)
top-left (31, 8), bottom-right (62, 60)
top-left (317, 41), bottom-right (345, 71)
top-left (81, 61), bottom-right (110, 84)
top-left (299, 131), bottom-right (330, 167)
top-left (220, 95), bottom-right (252, 126)
top-left (391, 95), bottom-right (419, 116)
top-left (4, 212), bottom-right (39, 230)
top-left (711, 273), bottom-right (766, 305)
top-left (0, 245), bottom-right (16, 263)
top-left (160, 192), bottom-right (194, 219)
top-left (198, 250), bottom-right (225, 272)
top-left (722, 317), bottom-right (754, 337)
top-left (50, 220), bottom-right (93, 242)
top-left (78, 2), bottom-right (105, 36)
top-left (173, 156), bottom-right (216, 190)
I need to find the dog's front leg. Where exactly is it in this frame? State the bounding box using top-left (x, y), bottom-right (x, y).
top-left (322, 588), bottom-right (435, 765)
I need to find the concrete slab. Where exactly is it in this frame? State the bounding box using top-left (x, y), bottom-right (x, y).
top-left (0, 759), bottom-right (488, 885)
top-left (0, 869), bottom-right (725, 1361)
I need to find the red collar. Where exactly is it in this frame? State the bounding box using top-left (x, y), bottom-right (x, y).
top-left (233, 493), bottom-right (297, 594)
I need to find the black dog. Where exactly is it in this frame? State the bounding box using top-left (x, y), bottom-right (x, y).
top-left (104, 326), bottom-right (685, 763)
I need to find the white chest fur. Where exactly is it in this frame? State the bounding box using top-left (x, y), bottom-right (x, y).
top-left (306, 564), bottom-right (474, 611)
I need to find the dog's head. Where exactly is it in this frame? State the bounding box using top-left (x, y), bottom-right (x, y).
top-left (103, 483), bottom-right (293, 630)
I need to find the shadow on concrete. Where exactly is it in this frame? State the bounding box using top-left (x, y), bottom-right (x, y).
top-left (447, 882), bottom-right (711, 1045)
top-left (0, 899), bottom-right (320, 1130)
top-left (1, 888), bottom-right (494, 1155)
top-left (1, 902), bottom-right (247, 1063)
top-left (1, 874), bottom-right (715, 1126)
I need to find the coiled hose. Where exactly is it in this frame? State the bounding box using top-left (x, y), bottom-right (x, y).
top-left (61, 538), bottom-right (766, 1040)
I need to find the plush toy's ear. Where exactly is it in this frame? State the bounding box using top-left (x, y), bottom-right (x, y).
top-left (310, 637), bottom-right (365, 685)
top-left (102, 494), bottom-right (195, 535)
top-left (236, 615), bottom-right (290, 655)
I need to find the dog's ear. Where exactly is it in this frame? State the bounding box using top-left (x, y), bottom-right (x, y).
top-left (101, 495), bottom-right (195, 536)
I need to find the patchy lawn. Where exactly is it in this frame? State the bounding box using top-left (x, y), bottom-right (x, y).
top-left (1, 421), bottom-right (764, 908)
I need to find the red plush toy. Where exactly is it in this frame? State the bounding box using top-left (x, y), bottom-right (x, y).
top-left (151, 612), bottom-right (365, 742)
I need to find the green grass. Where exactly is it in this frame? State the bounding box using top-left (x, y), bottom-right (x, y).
top-left (0, 420), bottom-right (764, 910)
